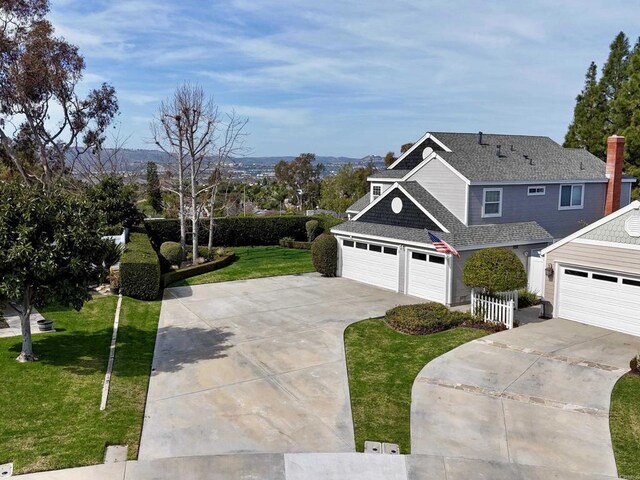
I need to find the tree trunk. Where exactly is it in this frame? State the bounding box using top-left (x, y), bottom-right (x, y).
top-left (208, 184), bottom-right (218, 249)
top-left (190, 154), bottom-right (198, 266)
top-left (177, 147), bottom-right (187, 259)
top-left (17, 286), bottom-right (36, 362)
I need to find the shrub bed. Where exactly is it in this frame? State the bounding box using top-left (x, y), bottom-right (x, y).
top-left (120, 233), bottom-right (161, 300)
top-left (144, 216), bottom-right (343, 250)
top-left (159, 241), bottom-right (183, 268)
top-left (386, 303), bottom-right (463, 335)
top-left (161, 253), bottom-right (235, 287)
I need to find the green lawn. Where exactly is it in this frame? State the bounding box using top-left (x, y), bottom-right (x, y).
top-left (172, 245), bottom-right (315, 287)
top-left (0, 295), bottom-right (161, 474)
top-left (611, 372), bottom-right (640, 480)
top-left (344, 319), bottom-right (486, 453)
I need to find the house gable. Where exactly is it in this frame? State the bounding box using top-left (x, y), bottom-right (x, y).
top-left (357, 189), bottom-right (442, 231)
top-left (391, 137), bottom-right (447, 171)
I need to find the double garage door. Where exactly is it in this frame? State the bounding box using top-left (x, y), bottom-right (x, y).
top-left (340, 239), bottom-right (446, 303)
top-left (557, 265), bottom-right (640, 336)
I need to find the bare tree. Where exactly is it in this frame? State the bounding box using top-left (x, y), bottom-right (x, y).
top-left (152, 85), bottom-right (249, 265)
top-left (208, 111), bottom-right (250, 249)
top-left (0, 0), bottom-right (118, 188)
top-left (73, 127), bottom-right (132, 185)
top-left (151, 96), bottom-right (189, 256)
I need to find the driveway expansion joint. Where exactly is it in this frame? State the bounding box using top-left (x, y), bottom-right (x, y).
top-left (417, 377), bottom-right (609, 417)
top-left (476, 338), bottom-right (627, 373)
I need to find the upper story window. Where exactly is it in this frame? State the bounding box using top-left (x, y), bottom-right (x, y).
top-left (482, 188), bottom-right (502, 218)
top-left (559, 184), bottom-right (584, 210)
top-left (528, 186), bottom-right (545, 196)
top-left (372, 185), bottom-right (382, 198)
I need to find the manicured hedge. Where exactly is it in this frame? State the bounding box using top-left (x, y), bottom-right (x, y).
top-left (144, 215), bottom-right (344, 250)
top-left (311, 233), bottom-right (337, 277)
top-left (120, 232), bottom-right (161, 300)
top-left (161, 253), bottom-right (236, 287)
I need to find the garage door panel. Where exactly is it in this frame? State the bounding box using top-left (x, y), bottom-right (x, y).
top-left (406, 251), bottom-right (446, 303)
top-left (341, 241), bottom-right (399, 291)
top-left (558, 265), bottom-right (640, 336)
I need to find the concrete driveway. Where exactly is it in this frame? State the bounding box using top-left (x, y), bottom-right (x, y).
top-left (411, 318), bottom-right (640, 477)
top-left (138, 273), bottom-right (414, 460)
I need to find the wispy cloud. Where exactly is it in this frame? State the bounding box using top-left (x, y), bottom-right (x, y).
top-left (48, 0), bottom-right (640, 156)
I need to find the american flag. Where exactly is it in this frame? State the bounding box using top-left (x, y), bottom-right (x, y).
top-left (426, 231), bottom-right (459, 257)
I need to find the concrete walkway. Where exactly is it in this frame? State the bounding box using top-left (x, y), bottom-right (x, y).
top-left (411, 318), bottom-right (640, 477)
top-left (14, 452), bottom-right (621, 479)
top-left (0, 306), bottom-right (48, 339)
top-left (138, 273), bottom-right (416, 459)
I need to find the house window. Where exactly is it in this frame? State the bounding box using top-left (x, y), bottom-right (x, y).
top-left (369, 244), bottom-right (382, 252)
top-left (412, 252), bottom-right (427, 261)
top-left (343, 240), bottom-right (354, 247)
top-left (565, 269), bottom-right (588, 278)
top-left (356, 242), bottom-right (367, 250)
top-left (383, 247), bottom-right (397, 255)
top-left (482, 188), bottom-right (502, 218)
top-left (559, 184), bottom-right (584, 210)
top-left (428, 255), bottom-right (445, 264)
top-left (528, 186), bottom-right (546, 196)
top-left (372, 185), bottom-right (382, 198)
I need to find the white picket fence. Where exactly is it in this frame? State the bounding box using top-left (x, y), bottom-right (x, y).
top-left (471, 289), bottom-right (515, 329)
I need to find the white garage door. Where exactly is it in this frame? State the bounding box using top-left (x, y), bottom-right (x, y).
top-left (406, 250), bottom-right (446, 303)
top-left (557, 265), bottom-right (640, 336)
top-left (340, 239), bottom-right (399, 291)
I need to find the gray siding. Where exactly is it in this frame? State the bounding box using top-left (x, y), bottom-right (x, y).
top-left (543, 242), bottom-right (640, 317)
top-left (451, 243), bottom-right (550, 305)
top-left (405, 157), bottom-right (467, 223)
top-left (468, 183), bottom-right (606, 238)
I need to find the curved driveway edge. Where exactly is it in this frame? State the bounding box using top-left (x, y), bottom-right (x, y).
top-left (411, 318), bottom-right (640, 477)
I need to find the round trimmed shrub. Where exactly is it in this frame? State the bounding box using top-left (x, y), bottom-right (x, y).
top-left (160, 241), bottom-right (183, 267)
top-left (306, 219), bottom-right (320, 242)
top-left (386, 302), bottom-right (464, 335)
top-left (462, 248), bottom-right (527, 294)
top-left (311, 233), bottom-right (337, 277)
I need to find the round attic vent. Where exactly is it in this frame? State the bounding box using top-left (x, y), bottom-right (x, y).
top-left (625, 215), bottom-right (640, 237)
top-left (422, 147), bottom-right (434, 160)
top-left (391, 197), bottom-right (403, 214)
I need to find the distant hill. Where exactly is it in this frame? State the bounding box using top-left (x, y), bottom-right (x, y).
top-left (104, 149), bottom-right (383, 172)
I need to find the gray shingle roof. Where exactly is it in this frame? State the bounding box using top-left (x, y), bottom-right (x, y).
top-left (368, 169), bottom-right (410, 179)
top-left (331, 220), bottom-right (552, 249)
top-left (404, 132), bottom-right (612, 182)
top-left (346, 194), bottom-right (370, 213)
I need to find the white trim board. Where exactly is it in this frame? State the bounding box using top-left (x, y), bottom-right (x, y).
top-left (402, 152), bottom-right (471, 185)
top-left (351, 182), bottom-right (450, 233)
top-left (540, 200), bottom-right (640, 255)
top-left (469, 178), bottom-right (636, 186)
top-left (572, 238), bottom-right (640, 252)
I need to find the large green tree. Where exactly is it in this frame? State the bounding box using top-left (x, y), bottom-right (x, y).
top-left (0, 0), bottom-right (118, 187)
top-left (87, 174), bottom-right (143, 229)
top-left (612, 39), bottom-right (640, 197)
top-left (564, 62), bottom-right (607, 157)
top-left (274, 153), bottom-right (324, 209)
top-left (319, 162), bottom-right (376, 213)
top-left (0, 181), bottom-right (105, 361)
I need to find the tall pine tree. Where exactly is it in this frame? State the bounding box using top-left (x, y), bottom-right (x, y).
top-left (564, 62), bottom-right (607, 158)
top-left (612, 38), bottom-right (640, 198)
top-left (146, 161), bottom-right (163, 213)
top-left (600, 32), bottom-right (630, 136)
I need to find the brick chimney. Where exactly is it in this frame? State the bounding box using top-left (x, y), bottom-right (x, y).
top-left (605, 135), bottom-right (625, 216)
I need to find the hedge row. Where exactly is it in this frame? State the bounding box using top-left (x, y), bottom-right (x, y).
top-left (161, 253), bottom-right (236, 287)
top-left (120, 232), bottom-right (161, 300)
top-left (144, 215), bottom-right (344, 250)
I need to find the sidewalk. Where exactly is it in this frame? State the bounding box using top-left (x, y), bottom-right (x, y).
top-left (0, 305), bottom-right (48, 339)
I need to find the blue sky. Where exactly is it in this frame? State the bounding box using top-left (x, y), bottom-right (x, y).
top-left (50, 0), bottom-right (640, 157)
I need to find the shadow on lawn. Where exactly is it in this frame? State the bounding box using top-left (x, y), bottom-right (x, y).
top-left (8, 324), bottom-right (233, 376)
